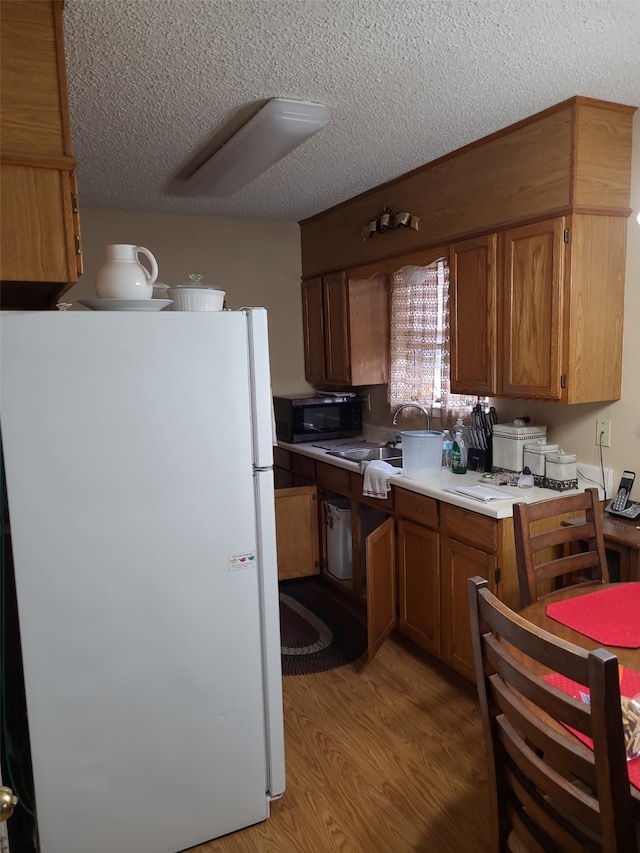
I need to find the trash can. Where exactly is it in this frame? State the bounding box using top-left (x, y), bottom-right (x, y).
top-left (324, 499), bottom-right (352, 580)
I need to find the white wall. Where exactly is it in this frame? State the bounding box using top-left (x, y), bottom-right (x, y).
top-left (65, 209), bottom-right (314, 396)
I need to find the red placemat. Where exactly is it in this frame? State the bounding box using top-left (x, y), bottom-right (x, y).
top-left (546, 583), bottom-right (640, 648)
top-left (544, 667), bottom-right (640, 791)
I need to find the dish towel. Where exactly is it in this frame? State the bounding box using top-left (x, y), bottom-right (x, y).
top-left (362, 460), bottom-right (399, 498)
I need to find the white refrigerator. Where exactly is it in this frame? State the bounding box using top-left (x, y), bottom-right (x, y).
top-left (0, 308), bottom-right (285, 853)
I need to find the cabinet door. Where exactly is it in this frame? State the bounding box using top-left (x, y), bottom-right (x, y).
top-left (347, 275), bottom-right (389, 386)
top-left (301, 277), bottom-right (326, 384)
top-left (441, 537), bottom-right (496, 682)
top-left (449, 234), bottom-right (498, 395)
top-left (323, 271), bottom-right (351, 384)
top-left (1, 165), bottom-right (76, 281)
top-left (274, 486), bottom-right (319, 580)
top-left (501, 218), bottom-right (565, 399)
top-left (397, 519), bottom-right (440, 655)
top-left (0, 1), bottom-right (69, 155)
top-left (366, 516), bottom-right (396, 660)
top-left (564, 214), bottom-right (625, 403)
top-left (0, 1), bottom-right (81, 303)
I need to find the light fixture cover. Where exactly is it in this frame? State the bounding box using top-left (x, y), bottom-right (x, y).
top-left (186, 98), bottom-right (330, 197)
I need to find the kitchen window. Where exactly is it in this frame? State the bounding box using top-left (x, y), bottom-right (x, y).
top-left (388, 258), bottom-right (475, 426)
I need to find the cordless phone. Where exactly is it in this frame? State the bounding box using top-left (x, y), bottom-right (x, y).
top-left (606, 470), bottom-right (640, 519)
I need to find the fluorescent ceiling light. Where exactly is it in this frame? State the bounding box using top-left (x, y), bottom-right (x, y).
top-left (185, 98), bottom-right (331, 197)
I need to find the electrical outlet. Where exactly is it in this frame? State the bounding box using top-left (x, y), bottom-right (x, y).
top-left (596, 419), bottom-right (611, 448)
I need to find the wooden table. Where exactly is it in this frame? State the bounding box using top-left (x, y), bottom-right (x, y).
top-left (562, 512), bottom-right (640, 582)
top-left (520, 583), bottom-right (640, 805)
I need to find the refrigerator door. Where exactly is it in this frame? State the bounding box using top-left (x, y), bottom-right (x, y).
top-left (0, 310), bottom-right (284, 853)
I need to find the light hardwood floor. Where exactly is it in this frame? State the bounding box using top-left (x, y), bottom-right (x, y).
top-left (192, 627), bottom-right (492, 853)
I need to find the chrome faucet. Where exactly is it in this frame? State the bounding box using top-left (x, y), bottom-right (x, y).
top-left (392, 402), bottom-right (431, 430)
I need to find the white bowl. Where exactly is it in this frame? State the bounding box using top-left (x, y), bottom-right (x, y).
top-left (167, 286), bottom-right (225, 311)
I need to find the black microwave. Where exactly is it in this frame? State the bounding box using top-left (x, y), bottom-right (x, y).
top-left (273, 394), bottom-right (364, 444)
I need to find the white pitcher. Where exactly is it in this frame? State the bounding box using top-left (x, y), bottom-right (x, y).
top-left (95, 244), bottom-right (158, 300)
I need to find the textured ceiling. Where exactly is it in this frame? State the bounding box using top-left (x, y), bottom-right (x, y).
top-left (63, 0), bottom-right (640, 223)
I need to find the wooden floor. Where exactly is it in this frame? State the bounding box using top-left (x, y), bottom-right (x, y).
top-left (191, 622), bottom-right (493, 853)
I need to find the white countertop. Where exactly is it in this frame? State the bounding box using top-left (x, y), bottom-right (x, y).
top-left (277, 438), bottom-right (596, 519)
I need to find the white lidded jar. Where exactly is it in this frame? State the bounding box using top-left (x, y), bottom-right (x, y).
top-left (491, 422), bottom-right (547, 472)
top-left (167, 274), bottom-right (226, 311)
top-left (522, 440), bottom-right (560, 477)
top-left (545, 449), bottom-right (578, 491)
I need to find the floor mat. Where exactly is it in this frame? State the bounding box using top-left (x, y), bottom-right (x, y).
top-left (279, 579), bottom-right (367, 675)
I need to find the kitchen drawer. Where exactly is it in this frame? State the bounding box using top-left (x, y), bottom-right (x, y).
top-left (441, 502), bottom-right (498, 552)
top-left (394, 488), bottom-right (438, 528)
top-left (292, 453), bottom-right (315, 483)
top-left (274, 447), bottom-right (292, 471)
top-left (315, 460), bottom-right (350, 495)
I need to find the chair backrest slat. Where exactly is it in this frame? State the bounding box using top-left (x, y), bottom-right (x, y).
top-left (513, 488), bottom-right (609, 607)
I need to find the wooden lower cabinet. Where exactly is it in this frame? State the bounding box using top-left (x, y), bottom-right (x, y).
top-left (281, 449), bottom-right (525, 679)
top-left (274, 486), bottom-right (319, 580)
top-left (396, 518), bottom-right (440, 656)
top-left (440, 537), bottom-right (496, 681)
top-left (274, 447), bottom-right (293, 489)
top-left (364, 516), bottom-right (396, 659)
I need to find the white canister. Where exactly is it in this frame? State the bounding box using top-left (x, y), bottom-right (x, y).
top-left (491, 423), bottom-right (547, 472)
top-left (522, 440), bottom-right (560, 477)
top-left (544, 450), bottom-right (578, 491)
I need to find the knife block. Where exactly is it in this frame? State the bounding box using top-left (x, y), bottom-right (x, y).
top-left (467, 446), bottom-right (492, 473)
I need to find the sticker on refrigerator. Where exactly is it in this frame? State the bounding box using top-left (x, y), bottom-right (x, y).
top-left (228, 552), bottom-right (256, 571)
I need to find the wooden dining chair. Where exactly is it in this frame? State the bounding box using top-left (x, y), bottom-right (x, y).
top-left (513, 487), bottom-right (609, 608)
top-left (467, 576), bottom-right (636, 853)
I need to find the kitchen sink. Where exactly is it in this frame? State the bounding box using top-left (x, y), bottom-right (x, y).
top-left (326, 446), bottom-right (403, 467)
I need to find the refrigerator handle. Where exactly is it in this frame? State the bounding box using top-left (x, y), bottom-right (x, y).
top-left (244, 308), bottom-right (275, 470)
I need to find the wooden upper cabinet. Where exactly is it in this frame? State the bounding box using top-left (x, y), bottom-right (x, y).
top-left (301, 271), bottom-right (389, 387)
top-left (323, 272), bottom-right (351, 383)
top-left (496, 214), bottom-right (624, 403)
top-left (0, 0), bottom-right (82, 308)
top-left (563, 215), bottom-right (626, 404)
top-left (501, 218), bottom-right (565, 400)
top-left (301, 277), bottom-right (326, 384)
top-left (299, 98), bottom-right (633, 404)
top-left (299, 98), bottom-right (634, 279)
top-left (449, 234), bottom-right (498, 396)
